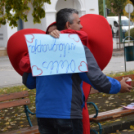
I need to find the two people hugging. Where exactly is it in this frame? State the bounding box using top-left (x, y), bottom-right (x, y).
top-left (21, 8), bottom-right (132, 134)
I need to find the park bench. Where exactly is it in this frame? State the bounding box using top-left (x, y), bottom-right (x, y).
top-left (1, 74), bottom-right (134, 134)
top-left (88, 74), bottom-right (134, 134)
top-left (0, 91), bottom-right (39, 134)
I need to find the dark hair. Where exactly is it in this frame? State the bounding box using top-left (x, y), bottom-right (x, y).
top-left (56, 8), bottom-right (79, 30)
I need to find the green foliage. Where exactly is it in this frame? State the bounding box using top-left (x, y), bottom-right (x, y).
top-left (99, 0), bottom-right (118, 16)
top-left (0, 0), bottom-right (51, 27)
top-left (106, 0), bottom-right (116, 16)
top-left (109, 0), bottom-right (127, 15)
top-left (99, 0), bottom-right (103, 15)
top-left (125, 27), bottom-right (134, 38)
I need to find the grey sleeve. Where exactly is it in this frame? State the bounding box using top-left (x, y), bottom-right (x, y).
top-left (84, 45), bottom-right (111, 93)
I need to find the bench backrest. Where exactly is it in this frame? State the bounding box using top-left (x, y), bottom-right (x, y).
top-left (0, 91), bottom-right (30, 110)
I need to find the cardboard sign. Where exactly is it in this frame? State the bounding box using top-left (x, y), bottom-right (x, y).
top-left (25, 34), bottom-right (88, 76)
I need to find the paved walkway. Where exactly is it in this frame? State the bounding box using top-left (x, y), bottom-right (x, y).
top-left (103, 56), bottom-right (134, 74)
top-left (0, 56), bottom-right (22, 88)
top-left (0, 55), bottom-right (134, 88)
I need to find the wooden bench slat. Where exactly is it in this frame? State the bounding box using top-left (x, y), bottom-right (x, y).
top-left (89, 108), bottom-right (134, 122)
top-left (89, 108), bottom-right (131, 117)
top-left (0, 91), bottom-right (29, 102)
top-left (0, 91), bottom-right (36, 133)
top-left (0, 98), bottom-right (30, 110)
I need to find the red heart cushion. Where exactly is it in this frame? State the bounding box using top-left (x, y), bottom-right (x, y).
top-left (80, 14), bottom-right (113, 134)
top-left (7, 29), bottom-right (46, 76)
top-left (80, 14), bottom-right (113, 70)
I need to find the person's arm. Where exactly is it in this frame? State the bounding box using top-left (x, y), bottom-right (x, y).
top-left (22, 73), bottom-right (36, 89)
top-left (79, 45), bottom-right (132, 94)
top-left (50, 30), bottom-right (131, 93)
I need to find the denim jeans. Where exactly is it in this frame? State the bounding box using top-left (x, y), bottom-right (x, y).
top-left (37, 118), bottom-right (83, 134)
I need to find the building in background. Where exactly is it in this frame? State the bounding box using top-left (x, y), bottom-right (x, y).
top-left (0, 0), bottom-right (99, 48)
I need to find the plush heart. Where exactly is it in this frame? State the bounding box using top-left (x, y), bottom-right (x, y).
top-left (80, 14), bottom-right (113, 101)
top-left (80, 14), bottom-right (113, 134)
top-left (80, 14), bottom-right (113, 71)
top-left (7, 29), bottom-right (46, 76)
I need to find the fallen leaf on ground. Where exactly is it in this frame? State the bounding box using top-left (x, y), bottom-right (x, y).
top-left (130, 125), bottom-right (134, 130)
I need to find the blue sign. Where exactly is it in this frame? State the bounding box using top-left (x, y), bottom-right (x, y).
top-left (25, 34), bottom-right (88, 76)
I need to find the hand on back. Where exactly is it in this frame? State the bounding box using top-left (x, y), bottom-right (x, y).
top-left (50, 30), bottom-right (60, 38)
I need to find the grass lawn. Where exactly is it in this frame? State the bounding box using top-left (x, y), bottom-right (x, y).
top-left (0, 70), bottom-right (134, 133)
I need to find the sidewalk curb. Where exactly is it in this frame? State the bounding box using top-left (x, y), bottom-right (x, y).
top-left (0, 52), bottom-right (125, 58)
top-left (102, 120), bottom-right (134, 134)
top-left (0, 83), bottom-right (23, 89)
top-left (0, 47), bottom-right (124, 57)
top-left (112, 52), bottom-right (124, 56)
top-left (90, 116), bottom-right (134, 134)
top-left (0, 55), bottom-right (8, 60)
top-left (112, 50), bottom-right (124, 57)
